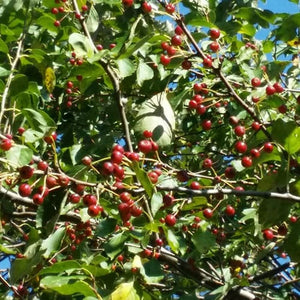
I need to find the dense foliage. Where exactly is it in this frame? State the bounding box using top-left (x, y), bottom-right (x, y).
top-left (1, 0), bottom-right (300, 299)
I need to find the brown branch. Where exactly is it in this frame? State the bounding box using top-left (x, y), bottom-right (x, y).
top-left (71, 0), bottom-right (133, 152)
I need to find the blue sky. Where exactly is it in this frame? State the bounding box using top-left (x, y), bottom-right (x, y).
top-left (258, 0), bottom-right (299, 13)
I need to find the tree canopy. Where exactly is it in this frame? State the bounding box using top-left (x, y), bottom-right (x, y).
top-left (1, 0), bottom-right (300, 299)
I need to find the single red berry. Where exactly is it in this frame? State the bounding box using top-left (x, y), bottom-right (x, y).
top-left (290, 216), bottom-right (297, 223)
top-left (33, 193), bottom-right (44, 205)
top-left (190, 181), bottom-right (201, 190)
top-left (165, 3), bottom-right (175, 14)
top-left (263, 229), bottom-right (274, 240)
top-left (203, 158), bottom-right (213, 168)
top-left (251, 121), bottom-right (261, 131)
top-left (160, 54), bottom-right (171, 66)
top-left (138, 139), bottom-right (152, 153)
top-left (131, 205), bottom-right (143, 217)
top-left (117, 254), bottom-right (124, 262)
top-left (120, 192), bottom-right (131, 203)
top-left (88, 204), bottom-right (102, 217)
top-left (82, 156), bottom-right (92, 166)
top-left (163, 194), bottom-right (174, 207)
top-left (113, 164), bottom-right (125, 179)
top-left (209, 41), bottom-right (220, 52)
top-left (203, 208), bottom-right (213, 219)
top-left (19, 166), bottom-right (34, 179)
top-left (51, 7), bottom-right (59, 14)
top-left (18, 127), bottom-right (26, 135)
top-left (68, 193), bottom-right (81, 204)
top-left (266, 85), bottom-right (276, 96)
top-left (161, 41), bottom-right (169, 50)
top-left (58, 175), bottom-right (70, 187)
top-left (165, 214), bottom-right (177, 226)
top-left (81, 4), bottom-right (88, 11)
top-left (202, 119), bottom-right (212, 130)
top-left (241, 156), bottom-right (252, 168)
top-left (54, 20), bottom-right (60, 27)
top-left (46, 176), bottom-right (58, 188)
top-left (37, 160), bottom-right (48, 171)
top-left (175, 25), bottom-right (184, 35)
top-left (235, 141), bottom-right (247, 153)
top-left (112, 144), bottom-right (124, 153)
top-left (171, 35), bottom-right (182, 46)
top-left (148, 171), bottom-right (158, 184)
top-left (209, 28), bottom-right (220, 40)
top-left (143, 130), bottom-right (153, 138)
top-left (225, 205), bottom-right (235, 217)
top-left (252, 96), bottom-right (260, 103)
top-left (44, 132), bottom-right (57, 144)
top-left (83, 194), bottom-right (97, 206)
top-left (203, 57), bottom-right (212, 68)
top-left (122, 0), bottom-right (133, 7)
top-left (229, 116), bottom-right (239, 126)
top-left (234, 125), bottom-right (246, 137)
top-left (0, 138), bottom-right (12, 151)
top-left (181, 60), bottom-right (192, 70)
top-left (278, 104), bottom-right (287, 114)
top-left (263, 142), bottom-right (273, 153)
top-left (250, 148), bottom-right (260, 158)
top-left (273, 82), bottom-right (284, 93)
top-left (58, 6), bottom-right (64, 13)
top-left (225, 166), bottom-right (236, 179)
top-left (102, 161), bottom-right (114, 176)
top-left (111, 150), bottom-right (123, 164)
top-left (155, 238), bottom-right (163, 246)
top-left (188, 99), bottom-right (197, 109)
top-left (142, 2), bottom-right (152, 13)
top-left (196, 104), bottom-right (207, 115)
top-left (19, 183), bottom-right (32, 197)
top-left (251, 77), bottom-right (261, 87)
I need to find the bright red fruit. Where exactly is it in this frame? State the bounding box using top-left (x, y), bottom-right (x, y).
top-left (111, 150), bottom-right (123, 164)
top-left (209, 41), bottom-right (220, 52)
top-left (37, 186), bottom-right (49, 197)
top-left (102, 161), bottom-right (114, 176)
top-left (148, 171), bottom-right (158, 184)
top-left (138, 139), bottom-right (152, 153)
top-left (251, 121), bottom-right (261, 131)
top-left (122, 0), bottom-right (133, 7)
top-left (81, 4), bottom-right (88, 11)
top-left (171, 35), bottom-right (182, 46)
top-left (44, 132), bottom-right (57, 144)
top-left (290, 216), bottom-right (297, 223)
top-left (160, 54), bottom-right (171, 66)
top-left (209, 28), bottom-right (220, 40)
top-left (203, 57), bottom-right (212, 68)
top-left (37, 160), bottom-right (48, 171)
top-left (51, 7), bottom-right (59, 14)
top-left (234, 125), bottom-right (246, 137)
top-left (190, 181), bottom-right (201, 190)
top-left (235, 141), bottom-right (247, 153)
top-left (82, 156), bottom-right (92, 166)
top-left (263, 142), bottom-right (273, 153)
top-left (142, 2), bottom-right (152, 13)
top-left (19, 183), bottom-right (32, 197)
top-left (241, 156), bottom-right (252, 168)
top-left (175, 25), bottom-right (184, 35)
top-left (203, 208), bottom-right (213, 219)
top-left (120, 192), bottom-right (131, 203)
top-left (202, 119), bottom-right (212, 130)
top-left (68, 193), bottom-right (81, 204)
top-left (54, 20), bottom-right (60, 27)
top-left (225, 205), bottom-right (235, 217)
top-left (263, 229), bottom-right (274, 240)
top-left (33, 193), bottom-right (44, 205)
top-left (83, 194), bottom-right (97, 206)
top-left (273, 82), bottom-right (284, 93)
top-left (143, 130), bottom-right (152, 138)
top-left (88, 204), bottom-right (102, 217)
top-left (165, 214), bottom-right (177, 226)
top-left (203, 158), bottom-right (213, 168)
top-left (251, 77), bottom-right (261, 87)
top-left (131, 205), bottom-right (142, 217)
top-left (46, 176), bottom-right (58, 188)
top-left (165, 3), bottom-right (175, 14)
top-left (266, 85), bottom-right (276, 96)
top-left (250, 148), bottom-right (260, 158)
top-left (58, 175), bottom-right (70, 187)
top-left (0, 138), bottom-right (12, 151)
top-left (196, 104), bottom-right (207, 115)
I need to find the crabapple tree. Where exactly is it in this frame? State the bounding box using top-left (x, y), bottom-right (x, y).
top-left (0, 0), bottom-right (300, 299)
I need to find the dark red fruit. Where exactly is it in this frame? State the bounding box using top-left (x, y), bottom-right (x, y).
top-left (148, 171), bottom-right (158, 184)
top-left (273, 82), bottom-right (284, 93)
top-left (171, 35), bottom-right (182, 46)
top-left (83, 194), bottom-right (97, 206)
top-left (234, 125), bottom-right (245, 137)
top-left (163, 194), bottom-right (174, 207)
top-left (102, 161), bottom-right (114, 176)
top-left (250, 148), bottom-right (260, 158)
top-left (203, 158), bottom-right (213, 168)
top-left (143, 130), bottom-right (152, 138)
top-left (196, 104), bottom-right (207, 115)
top-left (251, 121), bottom-right (261, 131)
top-left (203, 57), bottom-right (212, 68)
top-left (19, 166), bottom-right (34, 179)
top-left (209, 41), bottom-right (220, 52)
top-left (54, 20), bottom-right (60, 27)
top-left (58, 175), bottom-right (70, 187)
top-left (175, 25), bottom-right (184, 35)
top-left (266, 85), bottom-right (276, 96)
top-left (225, 205), bottom-right (235, 217)
top-left (69, 193), bottom-right (81, 204)
top-left (165, 3), bottom-right (175, 14)
top-left (182, 60), bottom-right (192, 70)
top-left (111, 150), bottom-right (123, 164)
top-left (224, 166), bottom-right (235, 179)
top-left (19, 183), bottom-right (32, 197)
top-left (131, 205), bottom-right (143, 217)
top-left (122, 0), bottom-right (133, 7)
top-left (37, 160), bottom-right (48, 171)
top-left (46, 176), bottom-right (58, 188)
top-left (33, 193), bottom-right (44, 205)
top-left (120, 192), bottom-right (131, 203)
top-left (263, 142), bottom-right (273, 153)
top-left (202, 119), bottom-right (212, 130)
top-left (0, 138), bottom-right (12, 151)
top-left (88, 204), bottom-right (102, 217)
top-left (44, 132), bottom-right (57, 144)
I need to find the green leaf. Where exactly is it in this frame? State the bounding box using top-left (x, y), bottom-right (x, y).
top-left (258, 198), bottom-right (293, 228)
top-left (181, 197), bottom-right (207, 211)
top-left (165, 229), bottom-right (179, 253)
top-left (116, 58), bottom-right (136, 78)
top-left (134, 92), bottom-right (175, 147)
top-left (41, 227), bottom-right (65, 258)
top-left (137, 61), bottom-right (154, 86)
top-left (110, 281), bottom-right (139, 300)
top-left (275, 13), bottom-right (300, 41)
top-left (40, 276), bottom-right (97, 297)
top-left (5, 144), bottom-right (33, 167)
top-left (150, 192), bottom-right (163, 217)
top-left (9, 74), bottom-right (28, 97)
top-left (69, 33), bottom-right (93, 58)
top-left (40, 260), bottom-right (81, 275)
top-left (103, 232), bottom-right (129, 259)
top-left (0, 67), bottom-right (10, 77)
top-left (22, 108), bottom-right (56, 134)
top-left (0, 244), bottom-right (16, 254)
top-left (0, 38), bottom-right (8, 53)
top-left (141, 259), bottom-right (164, 284)
top-left (283, 222), bottom-right (300, 262)
top-left (131, 161), bottom-right (154, 198)
top-left (95, 218), bottom-right (117, 237)
top-left (192, 230), bottom-right (215, 253)
top-left (86, 5), bottom-right (99, 33)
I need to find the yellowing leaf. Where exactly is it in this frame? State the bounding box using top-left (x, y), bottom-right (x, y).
top-left (287, 38), bottom-right (300, 47)
top-left (110, 282), bottom-right (139, 300)
top-left (132, 255), bottom-right (142, 269)
top-left (44, 67), bottom-right (56, 93)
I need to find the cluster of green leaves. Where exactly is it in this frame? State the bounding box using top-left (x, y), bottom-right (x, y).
top-left (1, 0), bottom-right (300, 299)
